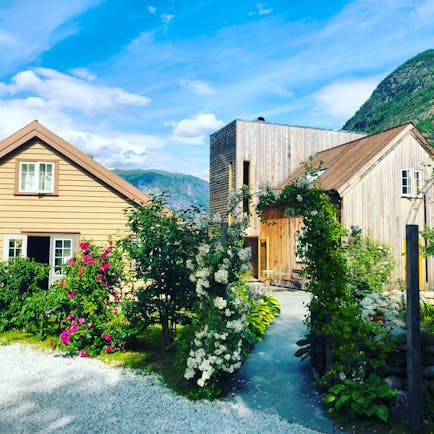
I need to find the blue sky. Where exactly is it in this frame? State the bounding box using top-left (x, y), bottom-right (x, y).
top-left (0, 0), bottom-right (433, 179)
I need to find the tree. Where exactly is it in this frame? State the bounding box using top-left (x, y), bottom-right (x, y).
top-left (122, 193), bottom-right (206, 347)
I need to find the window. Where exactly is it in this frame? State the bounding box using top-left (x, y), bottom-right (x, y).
top-left (401, 169), bottom-right (422, 198)
top-left (18, 161), bottom-right (55, 194)
top-left (242, 161), bottom-right (251, 217)
top-left (3, 235), bottom-right (27, 261)
top-left (52, 237), bottom-right (73, 277)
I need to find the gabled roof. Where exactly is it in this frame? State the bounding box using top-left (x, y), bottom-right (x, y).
top-left (284, 122), bottom-right (434, 196)
top-left (0, 120), bottom-right (150, 205)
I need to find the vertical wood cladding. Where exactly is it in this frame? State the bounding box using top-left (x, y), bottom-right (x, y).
top-left (209, 120), bottom-right (236, 220)
top-left (210, 119), bottom-right (362, 231)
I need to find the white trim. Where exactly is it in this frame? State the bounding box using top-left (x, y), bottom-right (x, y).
top-left (50, 236), bottom-right (74, 282)
top-left (401, 168), bottom-right (423, 198)
top-left (3, 235), bottom-right (27, 261)
top-left (19, 161), bottom-right (54, 193)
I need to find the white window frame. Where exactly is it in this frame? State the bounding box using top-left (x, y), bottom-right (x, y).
top-left (51, 237), bottom-right (74, 280)
top-left (3, 235), bottom-right (27, 261)
top-left (19, 161), bottom-right (55, 194)
top-left (401, 169), bottom-right (423, 198)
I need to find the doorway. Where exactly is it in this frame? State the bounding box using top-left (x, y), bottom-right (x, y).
top-left (27, 236), bottom-right (50, 289)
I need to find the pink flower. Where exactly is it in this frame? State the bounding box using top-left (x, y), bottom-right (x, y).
top-left (87, 323), bottom-right (93, 328)
top-left (118, 343), bottom-right (125, 350)
top-left (79, 349), bottom-right (90, 358)
top-left (67, 291), bottom-right (76, 300)
top-left (59, 280), bottom-right (66, 288)
top-left (96, 274), bottom-right (103, 281)
top-left (103, 282), bottom-right (108, 287)
top-left (105, 346), bottom-right (114, 353)
top-left (113, 307), bottom-right (119, 314)
top-left (113, 295), bottom-right (119, 302)
top-left (78, 318), bottom-right (85, 325)
top-left (60, 329), bottom-right (70, 345)
top-left (101, 251), bottom-right (108, 259)
top-left (65, 313), bottom-right (74, 321)
top-left (104, 333), bottom-right (112, 341)
top-left (67, 258), bottom-right (76, 266)
top-left (70, 321), bottom-right (78, 333)
top-left (80, 242), bottom-right (90, 253)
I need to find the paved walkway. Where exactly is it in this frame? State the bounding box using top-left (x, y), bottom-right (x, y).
top-left (231, 290), bottom-right (334, 434)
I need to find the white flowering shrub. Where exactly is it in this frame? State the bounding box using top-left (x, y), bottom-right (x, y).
top-left (184, 214), bottom-right (253, 395)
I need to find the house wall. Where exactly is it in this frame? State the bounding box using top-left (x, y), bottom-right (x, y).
top-left (259, 207), bottom-right (303, 275)
top-left (340, 134), bottom-right (434, 288)
top-left (209, 120), bottom-right (236, 219)
top-left (0, 139), bottom-right (132, 258)
top-left (233, 120), bottom-right (363, 236)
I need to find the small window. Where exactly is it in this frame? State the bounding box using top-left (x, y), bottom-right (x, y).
top-left (242, 161), bottom-right (251, 217)
top-left (401, 169), bottom-right (422, 198)
top-left (3, 235), bottom-right (27, 261)
top-left (52, 238), bottom-right (73, 277)
top-left (19, 161), bottom-right (54, 194)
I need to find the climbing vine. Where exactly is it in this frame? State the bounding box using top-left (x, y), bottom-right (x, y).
top-left (257, 164), bottom-right (396, 420)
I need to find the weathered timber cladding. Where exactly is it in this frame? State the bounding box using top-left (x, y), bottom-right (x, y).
top-left (0, 139), bottom-right (133, 258)
top-left (210, 119), bottom-right (362, 232)
top-left (340, 134), bottom-right (434, 287)
top-left (209, 120), bottom-right (236, 220)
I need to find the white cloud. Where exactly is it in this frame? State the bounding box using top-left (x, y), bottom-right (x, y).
top-left (160, 14), bottom-right (174, 24)
top-left (69, 67), bottom-right (96, 81)
top-left (171, 113), bottom-right (224, 144)
top-left (315, 76), bottom-right (383, 120)
top-left (148, 6), bottom-right (156, 14)
top-left (249, 3), bottom-right (273, 16)
top-left (180, 79), bottom-right (215, 95)
top-left (1, 68), bottom-right (150, 114)
top-left (257, 3), bottom-right (273, 15)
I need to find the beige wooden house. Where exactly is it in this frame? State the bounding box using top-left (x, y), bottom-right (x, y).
top-left (260, 123), bottom-right (434, 289)
top-left (209, 118), bottom-right (364, 279)
top-left (0, 120), bottom-right (149, 285)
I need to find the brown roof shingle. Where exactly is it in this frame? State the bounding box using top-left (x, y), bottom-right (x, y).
top-left (283, 123), bottom-right (433, 195)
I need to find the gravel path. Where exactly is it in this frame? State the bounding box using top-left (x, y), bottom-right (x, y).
top-left (0, 343), bottom-right (323, 434)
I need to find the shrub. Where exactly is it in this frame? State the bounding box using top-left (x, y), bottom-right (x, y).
top-left (58, 240), bottom-right (128, 357)
top-left (325, 373), bottom-right (397, 422)
top-left (0, 258), bottom-right (49, 331)
top-left (122, 193), bottom-right (207, 347)
top-left (345, 227), bottom-right (395, 300)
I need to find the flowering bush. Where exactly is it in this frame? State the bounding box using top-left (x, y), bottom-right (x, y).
top-left (183, 214), bottom-right (253, 396)
top-left (58, 240), bottom-right (128, 356)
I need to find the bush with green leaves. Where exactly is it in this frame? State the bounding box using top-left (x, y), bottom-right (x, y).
top-left (325, 373), bottom-right (397, 422)
top-left (345, 227), bottom-right (395, 300)
top-left (122, 193), bottom-right (208, 348)
top-left (258, 163), bottom-right (396, 419)
top-left (0, 258), bottom-right (49, 331)
top-left (58, 240), bottom-right (128, 357)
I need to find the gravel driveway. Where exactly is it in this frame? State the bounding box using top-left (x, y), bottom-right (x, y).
top-left (0, 343), bottom-right (322, 434)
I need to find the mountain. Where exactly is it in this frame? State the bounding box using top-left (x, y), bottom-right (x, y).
top-left (342, 49), bottom-right (434, 142)
top-left (114, 169), bottom-right (209, 212)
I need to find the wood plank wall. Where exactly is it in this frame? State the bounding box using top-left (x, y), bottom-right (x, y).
top-left (0, 139), bottom-right (133, 258)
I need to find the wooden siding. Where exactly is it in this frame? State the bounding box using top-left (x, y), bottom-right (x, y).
top-left (209, 120), bottom-right (236, 220)
top-left (340, 134), bottom-right (434, 287)
top-left (0, 139), bottom-right (133, 258)
top-left (234, 120), bottom-right (363, 236)
top-left (260, 207), bottom-right (303, 274)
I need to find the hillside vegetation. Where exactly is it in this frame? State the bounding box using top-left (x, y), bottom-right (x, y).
top-left (114, 169), bottom-right (209, 212)
top-left (343, 49), bottom-right (434, 142)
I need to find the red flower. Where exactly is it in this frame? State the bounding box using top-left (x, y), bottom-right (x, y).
top-left (59, 280), bottom-right (66, 288)
top-left (65, 313), bottom-right (74, 321)
top-left (67, 291), bottom-right (76, 300)
top-left (113, 295), bottom-right (119, 302)
top-left (79, 242), bottom-right (90, 253)
top-left (60, 329), bottom-right (70, 345)
top-left (67, 258), bottom-right (76, 266)
top-left (105, 346), bottom-right (114, 353)
top-left (104, 333), bottom-right (112, 341)
top-left (79, 349), bottom-right (90, 358)
top-left (113, 307), bottom-right (119, 314)
top-left (96, 274), bottom-right (103, 281)
top-left (70, 321), bottom-right (78, 333)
